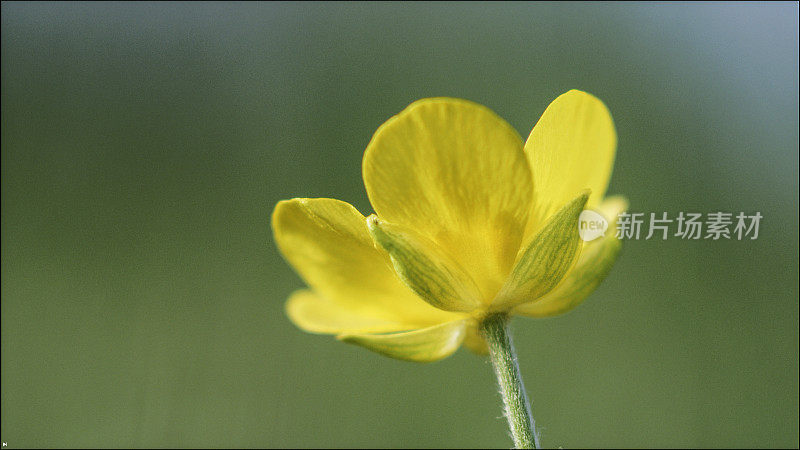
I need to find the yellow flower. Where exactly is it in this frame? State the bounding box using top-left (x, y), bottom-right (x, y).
top-left (272, 90), bottom-right (627, 362)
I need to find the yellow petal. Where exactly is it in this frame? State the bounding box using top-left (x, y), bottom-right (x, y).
top-left (286, 289), bottom-right (411, 334)
top-left (367, 215), bottom-right (483, 312)
top-left (595, 195), bottom-right (629, 226)
top-left (524, 90), bottom-right (616, 234)
top-left (272, 198), bottom-right (458, 331)
top-left (491, 191), bottom-right (589, 311)
top-left (363, 98), bottom-right (533, 302)
top-left (338, 320), bottom-right (467, 363)
top-left (462, 322), bottom-right (489, 356)
top-left (514, 196), bottom-right (628, 317)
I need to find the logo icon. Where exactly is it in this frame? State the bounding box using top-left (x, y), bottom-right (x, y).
top-left (578, 209), bottom-right (608, 242)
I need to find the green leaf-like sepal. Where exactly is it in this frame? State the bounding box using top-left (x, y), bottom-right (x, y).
top-left (367, 215), bottom-right (483, 312)
top-left (338, 319), bottom-right (468, 363)
top-left (491, 190), bottom-right (590, 310)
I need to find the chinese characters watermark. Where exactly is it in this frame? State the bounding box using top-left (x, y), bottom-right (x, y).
top-left (578, 211), bottom-right (762, 242)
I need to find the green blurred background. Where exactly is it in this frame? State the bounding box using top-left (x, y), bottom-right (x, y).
top-left (2, 2), bottom-right (798, 448)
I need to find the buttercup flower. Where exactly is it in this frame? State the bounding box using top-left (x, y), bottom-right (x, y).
top-left (272, 90), bottom-right (627, 362)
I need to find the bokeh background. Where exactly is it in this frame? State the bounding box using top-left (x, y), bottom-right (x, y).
top-left (2, 2), bottom-right (798, 448)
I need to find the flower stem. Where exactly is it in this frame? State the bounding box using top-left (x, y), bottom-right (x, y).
top-left (480, 313), bottom-right (540, 449)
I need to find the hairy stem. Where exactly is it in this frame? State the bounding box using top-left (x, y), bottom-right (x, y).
top-left (480, 313), bottom-right (540, 449)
